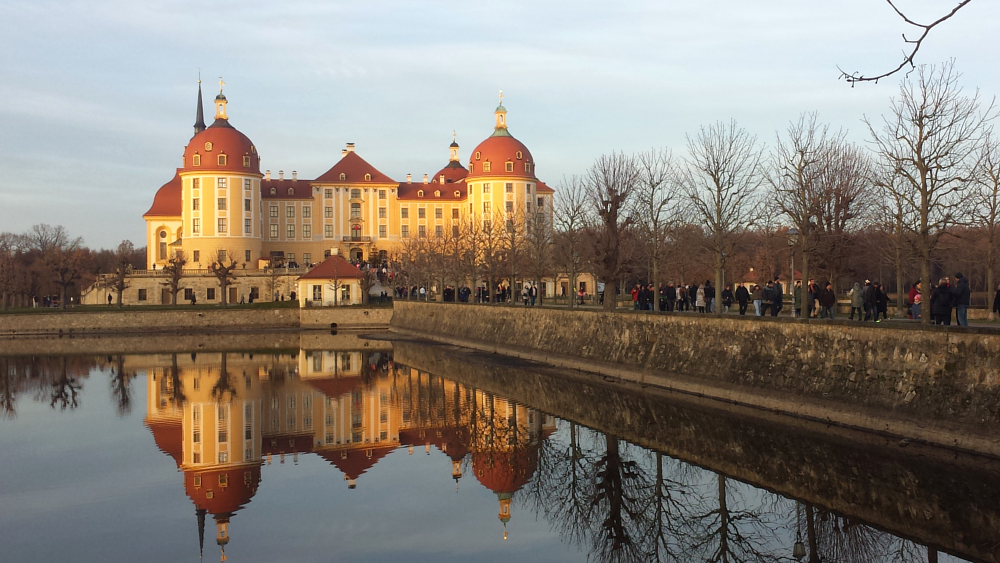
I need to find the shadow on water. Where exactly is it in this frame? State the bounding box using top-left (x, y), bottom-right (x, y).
top-left (0, 331), bottom-right (996, 563)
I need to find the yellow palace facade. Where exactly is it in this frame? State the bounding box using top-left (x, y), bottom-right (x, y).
top-left (142, 82), bottom-right (555, 271)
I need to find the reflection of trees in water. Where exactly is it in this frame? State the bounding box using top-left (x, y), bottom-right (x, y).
top-left (685, 474), bottom-right (788, 562)
top-left (109, 355), bottom-right (136, 417)
top-left (642, 452), bottom-right (697, 562)
top-left (0, 355), bottom-right (97, 417)
top-left (588, 435), bottom-right (653, 563)
top-left (794, 503), bottom-right (932, 563)
top-left (211, 353), bottom-right (234, 403)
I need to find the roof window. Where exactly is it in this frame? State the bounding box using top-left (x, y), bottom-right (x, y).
top-left (434, 190), bottom-right (440, 197)
top-left (288, 188), bottom-right (295, 195)
top-left (218, 154), bottom-right (227, 166)
top-left (243, 156), bottom-right (250, 167)
top-left (364, 173), bottom-right (371, 181)
top-left (192, 154), bottom-right (201, 166)
top-left (417, 190), bottom-right (424, 197)
top-left (205, 142), bottom-right (213, 151)
top-left (505, 162), bottom-right (513, 172)
top-left (339, 173), bottom-right (346, 181)
top-left (454, 191), bottom-right (461, 198)
top-left (516, 151), bottom-right (522, 159)
top-left (475, 151), bottom-right (481, 160)
top-left (270, 187), bottom-right (277, 195)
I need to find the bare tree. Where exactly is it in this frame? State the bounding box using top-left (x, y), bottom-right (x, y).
top-left (682, 120), bottom-right (766, 310)
top-left (47, 246), bottom-right (84, 309)
top-left (525, 202), bottom-right (553, 305)
top-left (553, 176), bottom-right (590, 307)
top-left (813, 141), bottom-right (872, 291)
top-left (479, 210), bottom-right (508, 303)
top-left (974, 130), bottom-right (1000, 319)
top-left (633, 148), bottom-right (679, 301)
top-left (839, 1), bottom-right (974, 85)
top-left (588, 152), bottom-right (642, 311)
top-left (209, 249), bottom-right (241, 306)
top-left (160, 254), bottom-right (186, 305)
top-left (866, 61), bottom-right (994, 323)
top-left (108, 240), bottom-right (135, 308)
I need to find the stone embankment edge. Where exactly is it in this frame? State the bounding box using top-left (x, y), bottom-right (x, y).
top-left (389, 302), bottom-right (1000, 457)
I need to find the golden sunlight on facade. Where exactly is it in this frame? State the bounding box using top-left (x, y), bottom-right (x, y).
top-left (141, 347), bottom-right (555, 560)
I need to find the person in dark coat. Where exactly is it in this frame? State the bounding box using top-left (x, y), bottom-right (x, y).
top-left (735, 284), bottom-right (750, 315)
top-left (704, 281), bottom-right (716, 313)
top-left (993, 283), bottom-right (1000, 319)
top-left (952, 272), bottom-right (971, 326)
top-left (876, 283), bottom-right (889, 321)
top-left (664, 283), bottom-right (676, 312)
top-left (721, 284), bottom-right (734, 313)
top-left (931, 278), bottom-right (953, 325)
top-left (819, 282), bottom-right (837, 319)
top-left (863, 280), bottom-right (878, 322)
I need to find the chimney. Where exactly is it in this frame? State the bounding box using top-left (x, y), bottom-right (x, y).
top-left (278, 170), bottom-right (284, 180)
top-left (406, 173), bottom-right (412, 182)
top-left (423, 174), bottom-right (428, 184)
top-left (292, 170), bottom-right (297, 181)
top-left (265, 170), bottom-right (271, 180)
top-left (345, 143), bottom-right (355, 153)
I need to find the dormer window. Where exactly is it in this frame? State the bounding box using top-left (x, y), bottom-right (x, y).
top-left (270, 187), bottom-right (276, 195)
top-left (525, 163), bottom-right (531, 173)
top-left (483, 162), bottom-right (491, 172)
top-left (454, 191), bottom-right (461, 198)
top-left (205, 142), bottom-right (213, 151)
top-left (193, 154), bottom-right (201, 166)
top-left (243, 156), bottom-right (250, 167)
top-left (475, 151), bottom-right (481, 160)
top-left (505, 162), bottom-right (513, 172)
top-left (469, 164), bottom-right (474, 173)
top-left (288, 188), bottom-right (295, 195)
top-left (516, 151), bottom-right (522, 160)
top-left (251, 145), bottom-right (257, 154)
top-left (364, 173), bottom-right (371, 181)
top-left (218, 154), bottom-right (227, 166)
top-left (417, 190), bottom-right (424, 197)
top-left (434, 190), bottom-right (440, 197)
top-left (339, 173), bottom-right (346, 181)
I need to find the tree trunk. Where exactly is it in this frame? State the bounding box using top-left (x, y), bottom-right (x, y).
top-left (806, 503), bottom-right (820, 563)
top-left (921, 257), bottom-right (931, 325)
top-left (801, 251), bottom-right (810, 318)
top-left (718, 475), bottom-right (728, 561)
top-left (896, 255), bottom-right (905, 318)
top-left (714, 251), bottom-right (723, 316)
top-left (603, 279), bottom-right (616, 311)
top-left (988, 239), bottom-right (996, 321)
top-left (60, 284), bottom-right (67, 309)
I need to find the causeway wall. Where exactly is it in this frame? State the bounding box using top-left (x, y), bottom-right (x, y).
top-left (390, 301), bottom-right (1000, 456)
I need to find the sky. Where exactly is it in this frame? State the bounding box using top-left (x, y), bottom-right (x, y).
top-left (1, 0), bottom-right (998, 249)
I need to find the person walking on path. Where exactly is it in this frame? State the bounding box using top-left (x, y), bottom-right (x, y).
top-left (752, 284), bottom-right (764, 316)
top-left (876, 283), bottom-right (889, 322)
top-left (952, 273), bottom-right (971, 326)
top-left (721, 284), bottom-right (734, 314)
top-left (819, 282), bottom-right (836, 319)
top-left (907, 282), bottom-right (920, 319)
top-left (993, 283), bottom-right (1000, 320)
top-left (793, 280), bottom-right (802, 318)
top-left (704, 281), bottom-right (716, 313)
top-left (849, 282), bottom-right (864, 321)
top-left (863, 280), bottom-right (878, 322)
top-left (771, 277), bottom-right (783, 317)
top-left (931, 278), bottom-right (954, 325)
top-left (695, 284), bottom-right (707, 313)
top-left (735, 284), bottom-right (750, 316)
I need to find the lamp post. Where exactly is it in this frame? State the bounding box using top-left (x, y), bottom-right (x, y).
top-left (793, 501), bottom-right (806, 560)
top-left (787, 227), bottom-right (799, 318)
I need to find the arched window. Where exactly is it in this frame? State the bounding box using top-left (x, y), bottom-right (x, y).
top-left (516, 151), bottom-right (522, 159)
top-left (288, 188), bottom-right (295, 195)
top-left (417, 190), bottom-right (424, 197)
top-left (192, 154), bottom-right (201, 166)
top-left (218, 154), bottom-right (227, 165)
top-left (454, 191), bottom-right (462, 198)
top-left (475, 151), bottom-right (481, 160)
top-left (270, 187), bottom-right (276, 195)
top-left (364, 173), bottom-right (371, 181)
top-left (339, 173), bottom-right (346, 181)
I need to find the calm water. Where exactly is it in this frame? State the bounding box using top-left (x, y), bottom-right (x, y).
top-left (0, 333), bottom-right (991, 563)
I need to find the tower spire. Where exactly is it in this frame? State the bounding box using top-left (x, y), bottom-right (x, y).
top-left (196, 508), bottom-right (206, 560)
top-left (492, 92), bottom-right (510, 137)
top-left (193, 76), bottom-right (206, 136)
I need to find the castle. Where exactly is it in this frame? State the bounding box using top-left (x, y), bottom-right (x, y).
top-left (143, 80), bottom-right (554, 272)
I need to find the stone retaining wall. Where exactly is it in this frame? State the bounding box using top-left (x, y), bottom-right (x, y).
top-left (391, 301), bottom-right (1000, 454)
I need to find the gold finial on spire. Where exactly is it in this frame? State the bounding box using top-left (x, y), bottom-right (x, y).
top-left (219, 77), bottom-right (225, 94)
top-left (453, 130), bottom-right (456, 142)
top-left (198, 69), bottom-right (201, 84)
top-left (499, 89), bottom-right (503, 104)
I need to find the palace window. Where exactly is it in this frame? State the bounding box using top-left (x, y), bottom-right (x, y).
top-left (324, 225), bottom-right (333, 238)
top-left (435, 208), bottom-right (442, 219)
top-left (506, 183), bottom-right (513, 193)
top-left (217, 218), bottom-right (227, 233)
top-left (218, 178), bottom-right (227, 189)
top-left (205, 142), bottom-right (213, 151)
top-left (483, 162), bottom-right (491, 172)
top-left (325, 206), bottom-right (333, 218)
top-left (325, 189), bottom-right (333, 198)
top-left (351, 189), bottom-right (361, 199)
top-left (207, 288), bottom-right (216, 300)
top-left (286, 187), bottom-right (293, 195)
top-left (418, 225), bottom-right (426, 238)
top-left (270, 187), bottom-right (276, 195)
top-left (270, 205), bottom-right (278, 218)
top-left (192, 218), bottom-right (201, 234)
top-left (418, 208), bottom-right (425, 219)
top-left (286, 224), bottom-right (295, 238)
top-left (218, 198), bottom-right (226, 210)
top-left (286, 206), bottom-right (295, 218)
top-left (193, 178), bottom-right (200, 189)
top-left (483, 202), bottom-right (491, 214)
top-left (218, 155), bottom-right (227, 166)
top-left (505, 162), bottom-right (513, 172)
top-left (244, 198), bottom-right (251, 211)
top-left (193, 250), bottom-right (200, 262)
top-left (483, 183), bottom-right (490, 194)
top-left (435, 225), bottom-right (442, 238)
top-left (245, 250), bottom-right (251, 261)
top-left (469, 164), bottom-right (474, 173)
top-left (516, 151), bottom-right (522, 159)
top-left (243, 156), bottom-right (250, 167)
top-left (303, 225), bottom-right (311, 238)
top-left (313, 285), bottom-right (322, 301)
top-left (538, 197), bottom-right (544, 207)
top-left (339, 173), bottom-right (346, 181)
top-left (378, 190), bottom-right (386, 199)
top-left (378, 225), bottom-right (386, 238)
top-left (452, 225), bottom-right (459, 237)
top-left (193, 154), bottom-right (201, 166)
top-left (244, 179), bottom-right (251, 190)
top-left (452, 208), bottom-right (459, 219)
top-left (378, 207), bottom-right (386, 218)
top-left (506, 201), bottom-right (513, 213)
top-left (401, 208), bottom-right (408, 219)
top-left (270, 224), bottom-right (279, 238)
top-left (245, 219), bottom-right (252, 234)
top-left (401, 225), bottom-right (409, 238)
top-left (303, 253), bottom-right (310, 263)
top-left (302, 206), bottom-right (311, 218)
top-left (217, 250), bottom-right (226, 263)
top-left (475, 151), bottom-right (481, 160)
top-left (525, 163), bottom-right (531, 173)
top-left (137, 289), bottom-right (147, 301)
top-left (417, 190), bottom-right (424, 197)
top-left (350, 203), bottom-right (361, 219)
top-left (364, 174), bottom-right (371, 181)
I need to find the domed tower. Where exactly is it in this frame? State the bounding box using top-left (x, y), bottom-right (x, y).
top-left (431, 133), bottom-right (469, 186)
top-left (176, 79), bottom-right (263, 269)
top-left (466, 93), bottom-right (541, 233)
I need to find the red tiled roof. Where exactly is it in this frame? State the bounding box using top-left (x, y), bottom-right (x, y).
top-left (472, 447), bottom-right (538, 494)
top-left (431, 160), bottom-right (469, 185)
top-left (305, 376), bottom-right (364, 398)
top-left (315, 151), bottom-right (395, 184)
top-left (145, 418), bottom-right (183, 467)
top-left (183, 119), bottom-right (261, 174)
top-left (396, 181), bottom-right (467, 201)
top-left (184, 464), bottom-right (262, 516)
top-left (398, 426), bottom-right (469, 462)
top-left (261, 178), bottom-right (314, 199)
top-left (144, 170), bottom-right (182, 217)
top-left (298, 255), bottom-right (364, 280)
top-left (261, 433), bottom-right (314, 456)
top-left (317, 445), bottom-right (396, 481)
top-left (536, 180), bottom-right (554, 194)
top-left (468, 135), bottom-right (536, 180)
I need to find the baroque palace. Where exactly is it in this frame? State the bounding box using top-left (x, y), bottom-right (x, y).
top-left (143, 81), bottom-right (553, 274)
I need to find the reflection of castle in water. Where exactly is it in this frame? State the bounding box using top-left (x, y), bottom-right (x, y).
top-left (143, 349), bottom-right (555, 559)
